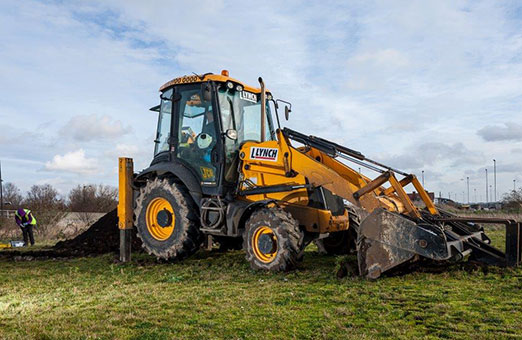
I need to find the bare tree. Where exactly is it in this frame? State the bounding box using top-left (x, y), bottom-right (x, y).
top-left (68, 184), bottom-right (118, 213)
top-left (66, 184), bottom-right (117, 226)
top-left (25, 184), bottom-right (64, 211)
top-left (502, 188), bottom-right (522, 211)
top-left (94, 184), bottom-right (118, 212)
top-left (2, 182), bottom-right (23, 208)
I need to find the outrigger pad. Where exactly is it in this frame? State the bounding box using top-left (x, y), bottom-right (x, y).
top-left (357, 209), bottom-right (450, 279)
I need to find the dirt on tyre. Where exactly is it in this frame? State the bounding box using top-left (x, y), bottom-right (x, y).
top-left (243, 207), bottom-right (303, 271)
top-left (135, 178), bottom-right (202, 260)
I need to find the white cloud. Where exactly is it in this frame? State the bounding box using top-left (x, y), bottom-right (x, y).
top-left (45, 149), bottom-right (99, 174)
top-left (104, 142), bottom-right (152, 171)
top-left (60, 114), bottom-right (132, 142)
top-left (0, 0), bottom-right (521, 198)
top-left (477, 122), bottom-right (522, 142)
top-left (379, 141), bottom-right (484, 171)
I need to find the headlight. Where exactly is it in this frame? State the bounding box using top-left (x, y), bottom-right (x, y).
top-left (226, 81), bottom-right (234, 89)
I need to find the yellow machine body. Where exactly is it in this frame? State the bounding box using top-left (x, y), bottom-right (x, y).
top-left (119, 70), bottom-right (519, 278)
top-left (239, 129), bottom-right (436, 234)
top-left (0, 243), bottom-right (11, 249)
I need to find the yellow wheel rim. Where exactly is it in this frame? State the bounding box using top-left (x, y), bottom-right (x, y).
top-left (252, 226), bottom-right (278, 263)
top-left (146, 197), bottom-right (175, 241)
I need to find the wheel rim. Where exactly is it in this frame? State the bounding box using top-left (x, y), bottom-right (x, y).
top-left (146, 197), bottom-right (175, 241)
top-left (252, 226), bottom-right (278, 263)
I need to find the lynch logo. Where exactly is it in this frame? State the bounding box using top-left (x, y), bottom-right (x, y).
top-left (239, 91), bottom-right (257, 103)
top-left (250, 147), bottom-right (278, 162)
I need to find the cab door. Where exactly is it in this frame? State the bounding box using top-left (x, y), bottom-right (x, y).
top-left (173, 84), bottom-right (221, 188)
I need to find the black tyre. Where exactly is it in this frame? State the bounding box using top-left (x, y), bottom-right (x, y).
top-left (243, 207), bottom-right (303, 271)
top-left (135, 178), bottom-right (202, 259)
top-left (315, 208), bottom-right (360, 255)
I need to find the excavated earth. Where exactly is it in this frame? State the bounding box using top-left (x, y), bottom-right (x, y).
top-left (0, 209), bottom-right (142, 259)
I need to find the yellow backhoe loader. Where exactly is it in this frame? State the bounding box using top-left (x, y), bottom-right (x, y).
top-left (118, 70), bottom-right (521, 278)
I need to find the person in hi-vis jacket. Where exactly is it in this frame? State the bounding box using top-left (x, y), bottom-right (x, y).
top-left (14, 208), bottom-right (37, 246)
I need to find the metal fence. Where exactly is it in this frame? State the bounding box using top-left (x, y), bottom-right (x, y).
top-left (0, 210), bottom-right (15, 219)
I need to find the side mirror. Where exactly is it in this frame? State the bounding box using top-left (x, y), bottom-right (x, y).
top-left (201, 83), bottom-right (212, 102)
top-left (285, 106), bottom-right (291, 121)
top-left (225, 129), bottom-right (238, 140)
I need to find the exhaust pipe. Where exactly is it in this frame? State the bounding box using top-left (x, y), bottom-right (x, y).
top-left (258, 77), bottom-right (266, 142)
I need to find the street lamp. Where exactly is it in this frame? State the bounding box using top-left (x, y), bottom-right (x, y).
top-left (514, 179), bottom-right (517, 192)
top-left (422, 170), bottom-right (425, 187)
top-left (466, 176), bottom-right (470, 203)
top-left (493, 159), bottom-right (496, 202)
top-left (485, 168), bottom-right (488, 204)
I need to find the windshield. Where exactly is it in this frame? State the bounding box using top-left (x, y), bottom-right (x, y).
top-left (217, 83), bottom-right (274, 182)
top-left (217, 85), bottom-right (274, 143)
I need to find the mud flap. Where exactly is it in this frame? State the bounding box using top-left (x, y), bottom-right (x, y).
top-left (357, 208), bottom-right (451, 279)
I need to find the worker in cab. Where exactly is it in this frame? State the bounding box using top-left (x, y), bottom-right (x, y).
top-left (14, 208), bottom-right (37, 246)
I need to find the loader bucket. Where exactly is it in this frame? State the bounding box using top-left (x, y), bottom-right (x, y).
top-left (357, 208), bottom-right (521, 279)
top-left (357, 208), bottom-right (452, 279)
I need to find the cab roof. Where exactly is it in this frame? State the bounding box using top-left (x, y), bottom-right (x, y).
top-left (159, 72), bottom-right (268, 94)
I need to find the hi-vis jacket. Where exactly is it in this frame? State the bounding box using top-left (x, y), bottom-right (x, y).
top-left (14, 209), bottom-right (37, 228)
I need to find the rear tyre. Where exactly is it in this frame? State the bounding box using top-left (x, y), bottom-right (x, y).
top-left (244, 207), bottom-right (303, 271)
top-left (135, 178), bottom-right (202, 260)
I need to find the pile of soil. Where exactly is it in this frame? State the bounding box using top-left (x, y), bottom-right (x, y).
top-left (53, 209), bottom-right (142, 256)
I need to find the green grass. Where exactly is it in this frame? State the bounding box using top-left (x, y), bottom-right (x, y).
top-left (0, 227), bottom-right (521, 339)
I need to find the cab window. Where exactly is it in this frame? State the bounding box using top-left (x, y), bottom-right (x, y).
top-left (176, 86), bottom-right (217, 183)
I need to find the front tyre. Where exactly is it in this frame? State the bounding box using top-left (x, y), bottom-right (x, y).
top-left (244, 207), bottom-right (303, 271)
top-left (135, 178), bottom-right (202, 260)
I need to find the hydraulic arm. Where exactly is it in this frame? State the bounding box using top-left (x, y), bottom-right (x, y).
top-left (239, 127), bottom-right (522, 278)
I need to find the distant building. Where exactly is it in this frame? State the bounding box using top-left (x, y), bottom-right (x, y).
top-left (408, 191), bottom-right (435, 202)
top-left (434, 197), bottom-right (456, 205)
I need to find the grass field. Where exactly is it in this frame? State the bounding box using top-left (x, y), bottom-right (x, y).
top-left (0, 228), bottom-right (521, 339)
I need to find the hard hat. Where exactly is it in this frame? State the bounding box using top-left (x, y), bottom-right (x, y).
top-left (197, 133), bottom-right (213, 149)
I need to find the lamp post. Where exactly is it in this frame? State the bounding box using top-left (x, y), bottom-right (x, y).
top-left (474, 188), bottom-right (477, 202)
top-left (485, 168), bottom-right (488, 204)
top-left (422, 170), bottom-right (425, 187)
top-left (493, 159), bottom-right (496, 202)
top-left (514, 179), bottom-right (517, 192)
top-left (466, 176), bottom-right (470, 203)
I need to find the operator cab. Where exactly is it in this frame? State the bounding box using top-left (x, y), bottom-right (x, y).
top-left (150, 71), bottom-right (275, 195)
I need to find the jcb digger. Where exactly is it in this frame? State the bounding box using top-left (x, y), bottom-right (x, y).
top-left (118, 70), bottom-right (521, 278)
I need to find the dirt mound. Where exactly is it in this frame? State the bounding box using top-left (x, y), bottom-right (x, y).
top-left (53, 209), bottom-right (142, 256)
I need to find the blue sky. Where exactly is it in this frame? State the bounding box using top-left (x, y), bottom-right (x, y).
top-left (0, 0), bottom-right (521, 202)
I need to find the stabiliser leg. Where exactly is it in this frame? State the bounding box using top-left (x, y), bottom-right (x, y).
top-left (118, 157), bottom-right (134, 262)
